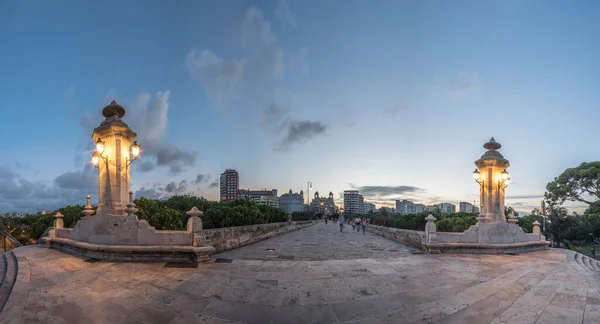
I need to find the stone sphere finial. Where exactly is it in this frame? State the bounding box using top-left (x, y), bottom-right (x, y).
top-left (483, 137), bottom-right (502, 151)
top-left (102, 100), bottom-right (126, 119)
top-left (186, 207), bottom-right (203, 218)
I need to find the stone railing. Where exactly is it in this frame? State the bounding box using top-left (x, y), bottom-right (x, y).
top-left (366, 224), bottom-right (426, 250)
top-left (203, 220), bottom-right (315, 253)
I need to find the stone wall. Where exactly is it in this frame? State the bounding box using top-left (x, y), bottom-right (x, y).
top-left (203, 221), bottom-right (315, 253)
top-left (366, 225), bottom-right (425, 250)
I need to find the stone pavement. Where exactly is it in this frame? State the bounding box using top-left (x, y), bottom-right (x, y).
top-left (214, 221), bottom-right (419, 261)
top-left (1, 223), bottom-right (600, 324)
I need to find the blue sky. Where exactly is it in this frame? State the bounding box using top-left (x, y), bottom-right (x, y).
top-left (1, 0), bottom-right (599, 214)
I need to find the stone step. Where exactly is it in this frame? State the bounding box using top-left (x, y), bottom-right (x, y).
top-left (582, 256), bottom-right (594, 272)
top-left (0, 252), bottom-right (18, 314)
top-left (592, 258), bottom-right (600, 272)
top-left (573, 253), bottom-right (591, 274)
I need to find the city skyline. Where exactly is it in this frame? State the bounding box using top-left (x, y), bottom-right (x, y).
top-left (1, 1), bottom-right (599, 214)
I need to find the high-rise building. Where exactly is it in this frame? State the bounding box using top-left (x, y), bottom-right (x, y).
top-left (396, 200), bottom-right (415, 214)
top-left (219, 169), bottom-right (239, 201)
top-left (435, 203), bottom-right (456, 214)
top-left (279, 189), bottom-right (304, 214)
top-left (238, 189), bottom-right (278, 200)
top-left (252, 196), bottom-right (280, 208)
top-left (363, 202), bottom-right (376, 214)
top-left (309, 191), bottom-right (337, 215)
top-left (459, 202), bottom-right (474, 213)
top-left (344, 190), bottom-right (363, 215)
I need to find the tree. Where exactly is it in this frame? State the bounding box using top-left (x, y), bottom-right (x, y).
top-left (546, 200), bottom-right (580, 247)
top-left (545, 161), bottom-right (600, 206)
top-left (134, 197), bottom-right (184, 230)
top-left (504, 206), bottom-right (519, 218)
top-left (380, 207), bottom-right (391, 226)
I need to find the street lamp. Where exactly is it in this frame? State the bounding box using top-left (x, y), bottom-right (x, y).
top-left (498, 169), bottom-right (510, 189)
top-left (92, 139), bottom-right (108, 168)
top-left (473, 169), bottom-right (484, 187)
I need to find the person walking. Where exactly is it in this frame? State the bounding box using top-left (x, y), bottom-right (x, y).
top-left (338, 215), bottom-right (345, 232)
top-left (354, 217), bottom-right (362, 233)
top-left (361, 217), bottom-right (367, 234)
top-left (351, 219), bottom-right (356, 232)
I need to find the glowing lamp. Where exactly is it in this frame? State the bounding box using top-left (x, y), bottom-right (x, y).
top-left (95, 139), bottom-right (105, 153)
top-left (504, 177), bottom-right (510, 187)
top-left (131, 141), bottom-right (140, 158)
top-left (501, 169), bottom-right (509, 180)
top-left (473, 169), bottom-right (480, 180)
top-left (92, 152), bottom-right (99, 168)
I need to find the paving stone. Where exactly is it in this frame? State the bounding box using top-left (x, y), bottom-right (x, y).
top-left (3, 226), bottom-right (600, 324)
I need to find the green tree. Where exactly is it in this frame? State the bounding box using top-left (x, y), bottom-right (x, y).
top-left (57, 205), bottom-right (85, 228)
top-left (134, 197), bottom-right (184, 230)
top-left (545, 161), bottom-right (600, 206)
top-left (31, 214), bottom-right (53, 239)
top-left (546, 201), bottom-right (580, 247)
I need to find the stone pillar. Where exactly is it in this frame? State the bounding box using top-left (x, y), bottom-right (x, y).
top-left (93, 101), bottom-right (137, 216)
top-left (186, 207), bottom-right (205, 247)
top-left (82, 195), bottom-right (95, 217)
top-left (532, 221), bottom-right (541, 234)
top-left (425, 214), bottom-right (437, 243)
top-left (475, 138), bottom-right (510, 223)
top-left (54, 212), bottom-right (64, 229)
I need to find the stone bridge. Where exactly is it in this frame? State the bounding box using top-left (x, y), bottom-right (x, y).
top-left (0, 222), bottom-right (599, 324)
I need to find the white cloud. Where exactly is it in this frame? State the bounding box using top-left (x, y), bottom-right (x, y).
top-left (185, 49), bottom-right (246, 104)
top-left (275, 0), bottom-right (297, 28)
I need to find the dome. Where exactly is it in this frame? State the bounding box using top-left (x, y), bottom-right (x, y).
top-left (102, 100), bottom-right (126, 118)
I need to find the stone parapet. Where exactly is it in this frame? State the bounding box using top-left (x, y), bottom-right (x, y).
top-left (41, 237), bottom-right (215, 262)
top-left (203, 221), bottom-right (316, 254)
top-left (365, 225), bottom-right (426, 250)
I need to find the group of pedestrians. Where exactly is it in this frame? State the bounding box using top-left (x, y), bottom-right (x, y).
top-left (336, 215), bottom-right (369, 234)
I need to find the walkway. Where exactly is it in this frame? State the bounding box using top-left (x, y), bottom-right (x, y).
top-left (1, 223), bottom-right (600, 324)
top-left (214, 222), bottom-right (418, 261)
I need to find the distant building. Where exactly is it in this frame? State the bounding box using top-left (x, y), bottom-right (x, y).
top-left (395, 200), bottom-right (424, 214)
top-left (252, 196), bottom-right (280, 208)
top-left (459, 202), bottom-right (475, 213)
top-left (238, 189), bottom-right (278, 200)
top-left (279, 189), bottom-right (305, 214)
top-left (435, 203), bottom-right (456, 214)
top-left (363, 202), bottom-right (376, 214)
top-left (344, 190), bottom-right (363, 215)
top-left (220, 169), bottom-right (239, 201)
top-left (310, 191), bottom-right (337, 216)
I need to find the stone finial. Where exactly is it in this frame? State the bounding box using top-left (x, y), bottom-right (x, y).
top-left (102, 100), bottom-right (126, 118)
top-left (54, 212), bottom-right (64, 229)
top-left (425, 214), bottom-right (437, 244)
top-left (186, 206), bottom-right (203, 218)
top-left (532, 220), bottom-right (541, 234)
top-left (287, 214), bottom-right (293, 222)
top-left (483, 137), bottom-right (501, 151)
top-left (186, 207), bottom-right (203, 233)
top-left (82, 195), bottom-right (95, 217)
top-left (124, 191), bottom-right (138, 216)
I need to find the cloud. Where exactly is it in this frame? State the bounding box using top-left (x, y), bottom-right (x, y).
top-left (350, 185), bottom-right (424, 198)
top-left (241, 6), bottom-right (284, 79)
top-left (164, 180), bottom-right (188, 193)
top-left (0, 166), bottom-right (16, 180)
top-left (260, 103), bottom-right (289, 127)
top-left (54, 165), bottom-right (97, 193)
top-left (274, 0), bottom-right (297, 28)
top-left (0, 164), bottom-right (97, 213)
top-left (138, 161), bottom-right (155, 172)
top-left (506, 195), bottom-right (544, 200)
top-left (194, 174), bottom-right (210, 185)
top-left (448, 72), bottom-right (482, 94)
top-left (276, 120), bottom-right (327, 151)
top-left (209, 180), bottom-right (219, 188)
top-left (185, 49), bottom-right (246, 104)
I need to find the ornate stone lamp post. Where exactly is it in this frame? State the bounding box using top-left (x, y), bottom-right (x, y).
top-left (90, 101), bottom-right (141, 216)
top-left (472, 137), bottom-right (510, 223)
